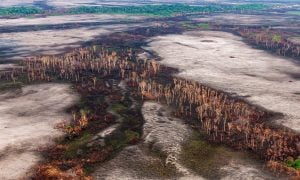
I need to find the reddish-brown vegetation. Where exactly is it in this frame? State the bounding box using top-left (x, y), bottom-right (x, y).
top-left (0, 45), bottom-right (299, 177)
top-left (237, 28), bottom-right (300, 59)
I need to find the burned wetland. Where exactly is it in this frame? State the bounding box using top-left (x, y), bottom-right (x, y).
top-left (0, 2), bottom-right (300, 180)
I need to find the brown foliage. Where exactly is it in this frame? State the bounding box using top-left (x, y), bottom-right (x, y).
top-left (2, 45), bottom-right (299, 177)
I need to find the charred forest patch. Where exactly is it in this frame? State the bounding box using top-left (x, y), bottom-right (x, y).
top-left (0, 40), bottom-right (299, 178)
top-left (0, 17), bottom-right (299, 178)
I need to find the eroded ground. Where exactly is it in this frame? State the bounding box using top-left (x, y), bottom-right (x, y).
top-left (0, 83), bottom-right (78, 179)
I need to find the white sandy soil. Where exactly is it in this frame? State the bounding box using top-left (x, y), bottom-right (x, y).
top-left (145, 31), bottom-right (300, 132)
top-left (0, 83), bottom-right (78, 179)
top-left (0, 14), bottom-right (148, 60)
top-left (0, 21), bottom-right (150, 59)
top-left (0, 64), bottom-right (19, 71)
top-left (0, 14), bottom-right (145, 27)
top-left (0, 0), bottom-right (35, 7)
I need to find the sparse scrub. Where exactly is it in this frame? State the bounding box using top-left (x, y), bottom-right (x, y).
top-left (111, 103), bottom-right (127, 113)
top-left (64, 133), bottom-right (93, 158)
top-left (197, 23), bottom-right (210, 29)
top-left (0, 81), bottom-right (23, 91)
top-left (286, 158), bottom-right (300, 170)
top-left (125, 130), bottom-right (140, 144)
top-left (180, 132), bottom-right (228, 178)
top-left (287, 11), bottom-right (300, 16)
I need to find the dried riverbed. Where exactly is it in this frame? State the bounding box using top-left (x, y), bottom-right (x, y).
top-left (93, 101), bottom-right (275, 179)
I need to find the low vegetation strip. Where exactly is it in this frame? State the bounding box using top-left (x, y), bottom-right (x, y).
top-left (68, 4), bottom-right (269, 17)
top-left (0, 6), bottom-right (42, 16)
top-left (287, 11), bottom-right (300, 16)
top-left (0, 4), bottom-right (269, 17)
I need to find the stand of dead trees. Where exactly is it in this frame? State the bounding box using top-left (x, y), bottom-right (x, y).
top-left (238, 27), bottom-right (300, 58)
top-left (137, 78), bottom-right (299, 162)
top-left (1, 45), bottom-right (299, 176)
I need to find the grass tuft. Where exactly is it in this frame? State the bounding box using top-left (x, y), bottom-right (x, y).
top-left (64, 133), bottom-right (93, 158)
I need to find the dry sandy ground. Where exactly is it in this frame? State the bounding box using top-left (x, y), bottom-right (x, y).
top-left (0, 64), bottom-right (19, 71)
top-left (0, 83), bottom-right (78, 179)
top-left (0, 23), bottom-right (144, 58)
top-left (145, 31), bottom-right (300, 132)
top-left (0, 0), bottom-right (35, 7)
top-left (0, 14), bottom-right (149, 60)
top-left (0, 14), bottom-right (145, 27)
